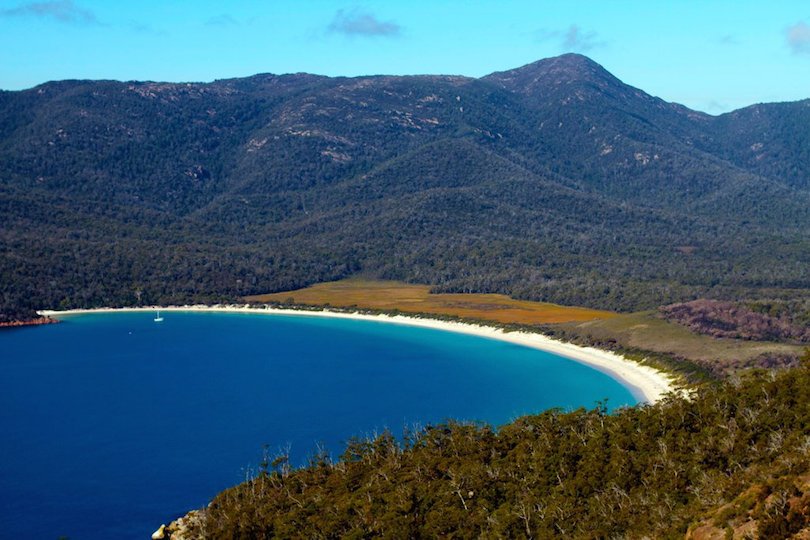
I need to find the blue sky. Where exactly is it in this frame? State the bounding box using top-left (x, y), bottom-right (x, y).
top-left (1, 0), bottom-right (809, 113)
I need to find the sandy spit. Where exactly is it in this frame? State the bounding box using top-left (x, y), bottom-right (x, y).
top-left (39, 305), bottom-right (680, 403)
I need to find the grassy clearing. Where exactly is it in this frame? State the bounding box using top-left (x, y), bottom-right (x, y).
top-left (556, 311), bottom-right (804, 376)
top-left (246, 279), bottom-right (616, 325)
top-left (247, 279), bottom-right (804, 377)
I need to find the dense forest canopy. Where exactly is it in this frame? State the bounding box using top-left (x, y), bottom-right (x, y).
top-left (1, 53), bottom-right (809, 321)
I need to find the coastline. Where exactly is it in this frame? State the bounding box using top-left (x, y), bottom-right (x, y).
top-left (39, 305), bottom-right (680, 403)
top-left (0, 316), bottom-right (59, 329)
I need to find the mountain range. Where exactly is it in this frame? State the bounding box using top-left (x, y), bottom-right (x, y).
top-left (1, 53), bottom-right (809, 321)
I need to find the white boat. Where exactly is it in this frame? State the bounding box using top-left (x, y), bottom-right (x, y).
top-left (154, 310), bottom-right (164, 322)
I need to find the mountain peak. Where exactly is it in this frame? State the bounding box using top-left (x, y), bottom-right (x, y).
top-left (528, 52), bottom-right (603, 71)
top-left (482, 53), bottom-right (622, 95)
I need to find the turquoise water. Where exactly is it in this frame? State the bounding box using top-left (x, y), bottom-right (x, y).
top-left (0, 311), bottom-right (636, 538)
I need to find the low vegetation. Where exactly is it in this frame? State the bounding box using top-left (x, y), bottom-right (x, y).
top-left (661, 299), bottom-right (810, 343)
top-left (179, 353), bottom-right (810, 538)
top-left (247, 279), bottom-right (616, 325)
top-left (250, 279), bottom-right (805, 380)
top-left (554, 311), bottom-right (805, 379)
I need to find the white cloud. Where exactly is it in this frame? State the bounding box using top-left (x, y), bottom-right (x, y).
top-left (536, 24), bottom-right (604, 52)
top-left (0, 0), bottom-right (97, 25)
top-left (786, 21), bottom-right (810, 54)
top-left (206, 14), bottom-right (238, 27)
top-left (328, 9), bottom-right (401, 37)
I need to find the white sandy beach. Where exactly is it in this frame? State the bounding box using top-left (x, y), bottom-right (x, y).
top-left (39, 305), bottom-right (679, 404)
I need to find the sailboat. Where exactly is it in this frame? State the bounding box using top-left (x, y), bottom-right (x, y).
top-left (154, 310), bottom-right (164, 322)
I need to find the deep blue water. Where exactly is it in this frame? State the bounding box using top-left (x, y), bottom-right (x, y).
top-left (0, 311), bottom-right (636, 539)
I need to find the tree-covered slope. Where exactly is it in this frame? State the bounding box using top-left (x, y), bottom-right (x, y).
top-left (706, 100), bottom-right (810, 191)
top-left (1, 54), bottom-right (809, 322)
top-left (180, 357), bottom-right (810, 539)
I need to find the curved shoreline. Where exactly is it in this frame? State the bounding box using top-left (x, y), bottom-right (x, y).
top-left (39, 305), bottom-right (679, 403)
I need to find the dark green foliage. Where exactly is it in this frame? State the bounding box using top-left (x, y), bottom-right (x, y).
top-left (1, 54), bottom-right (809, 321)
top-left (193, 362), bottom-right (810, 538)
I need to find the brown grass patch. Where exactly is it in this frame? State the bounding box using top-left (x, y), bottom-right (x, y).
top-left (246, 279), bottom-right (616, 325)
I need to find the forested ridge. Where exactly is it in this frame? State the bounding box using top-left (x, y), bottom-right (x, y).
top-left (2, 53), bottom-right (809, 322)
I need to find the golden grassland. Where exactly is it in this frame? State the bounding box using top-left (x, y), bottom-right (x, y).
top-left (247, 279), bottom-right (804, 371)
top-left (246, 279), bottom-right (616, 325)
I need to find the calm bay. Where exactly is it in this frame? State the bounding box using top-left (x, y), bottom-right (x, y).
top-left (0, 311), bottom-right (636, 538)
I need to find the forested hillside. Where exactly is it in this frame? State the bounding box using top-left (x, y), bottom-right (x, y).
top-left (172, 355), bottom-right (810, 538)
top-left (2, 54), bottom-right (809, 321)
